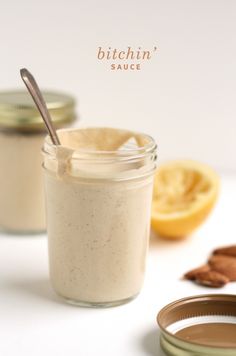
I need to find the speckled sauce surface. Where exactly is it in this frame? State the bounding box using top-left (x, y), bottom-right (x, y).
top-left (45, 173), bottom-right (153, 303)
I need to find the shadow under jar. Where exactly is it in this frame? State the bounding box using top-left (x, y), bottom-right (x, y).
top-left (43, 127), bottom-right (157, 307)
top-left (0, 90), bottom-right (76, 234)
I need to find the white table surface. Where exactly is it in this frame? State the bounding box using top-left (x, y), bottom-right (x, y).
top-left (0, 175), bottom-right (235, 356)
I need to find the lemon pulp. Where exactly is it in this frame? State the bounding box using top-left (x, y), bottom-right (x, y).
top-left (151, 160), bottom-right (219, 239)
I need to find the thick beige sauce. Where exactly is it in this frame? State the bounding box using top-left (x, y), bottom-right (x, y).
top-left (0, 131), bottom-right (46, 232)
top-left (44, 128), bottom-right (154, 303)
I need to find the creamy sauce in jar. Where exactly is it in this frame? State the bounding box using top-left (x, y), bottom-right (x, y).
top-left (0, 131), bottom-right (45, 232)
top-left (0, 90), bottom-right (76, 233)
top-left (43, 127), bottom-right (157, 305)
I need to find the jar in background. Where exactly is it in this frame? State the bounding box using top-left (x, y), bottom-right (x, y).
top-left (0, 90), bottom-right (76, 233)
top-left (43, 127), bottom-right (157, 307)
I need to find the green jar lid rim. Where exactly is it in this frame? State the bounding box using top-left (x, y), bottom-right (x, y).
top-left (0, 89), bottom-right (76, 131)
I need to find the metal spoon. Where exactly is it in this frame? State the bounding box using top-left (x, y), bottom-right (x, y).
top-left (20, 68), bottom-right (61, 145)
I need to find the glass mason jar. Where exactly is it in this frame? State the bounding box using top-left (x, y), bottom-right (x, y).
top-left (43, 127), bottom-right (157, 307)
top-left (0, 90), bottom-right (76, 234)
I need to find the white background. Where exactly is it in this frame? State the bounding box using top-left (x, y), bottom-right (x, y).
top-left (0, 0), bottom-right (235, 173)
top-left (0, 1), bottom-right (236, 356)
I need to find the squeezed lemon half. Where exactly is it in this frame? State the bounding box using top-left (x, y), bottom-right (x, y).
top-left (151, 160), bottom-right (219, 239)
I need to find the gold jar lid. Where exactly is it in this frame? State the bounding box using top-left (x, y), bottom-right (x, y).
top-left (157, 294), bottom-right (236, 356)
top-left (0, 90), bottom-right (76, 132)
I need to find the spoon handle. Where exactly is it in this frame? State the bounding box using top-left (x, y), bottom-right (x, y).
top-left (20, 68), bottom-right (60, 145)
